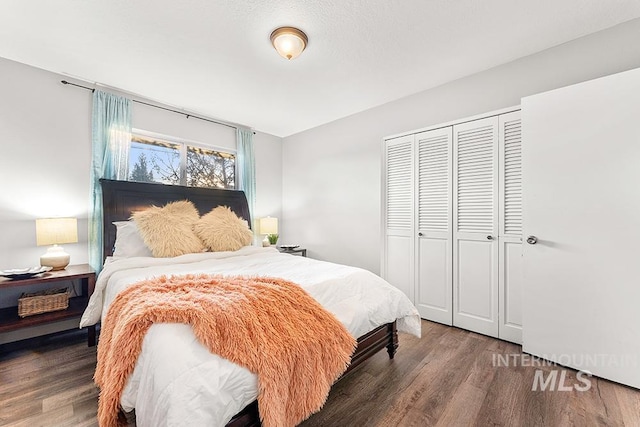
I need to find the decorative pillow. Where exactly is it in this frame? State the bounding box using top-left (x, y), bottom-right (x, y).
top-left (132, 200), bottom-right (204, 257)
top-left (112, 221), bottom-right (153, 258)
top-left (194, 206), bottom-right (253, 252)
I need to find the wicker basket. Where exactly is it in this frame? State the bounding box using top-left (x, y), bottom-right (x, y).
top-left (18, 287), bottom-right (70, 318)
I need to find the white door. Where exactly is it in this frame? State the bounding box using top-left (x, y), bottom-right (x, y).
top-left (383, 135), bottom-right (414, 301)
top-left (522, 68), bottom-right (640, 388)
top-left (498, 111), bottom-right (523, 344)
top-left (415, 127), bottom-right (452, 325)
top-left (453, 117), bottom-right (499, 337)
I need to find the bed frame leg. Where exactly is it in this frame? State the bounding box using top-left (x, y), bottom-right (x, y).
top-left (88, 325), bottom-right (96, 347)
top-left (386, 321), bottom-right (398, 359)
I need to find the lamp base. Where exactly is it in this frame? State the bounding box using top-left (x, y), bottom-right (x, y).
top-left (262, 236), bottom-right (271, 247)
top-left (40, 245), bottom-right (70, 270)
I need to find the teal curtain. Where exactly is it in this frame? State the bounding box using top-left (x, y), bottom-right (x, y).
top-left (236, 128), bottom-right (256, 228)
top-left (90, 90), bottom-right (132, 273)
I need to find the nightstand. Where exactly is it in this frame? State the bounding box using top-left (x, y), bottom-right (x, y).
top-left (0, 264), bottom-right (96, 346)
top-left (278, 247), bottom-right (307, 257)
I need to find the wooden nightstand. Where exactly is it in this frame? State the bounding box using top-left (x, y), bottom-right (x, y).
top-left (0, 264), bottom-right (96, 346)
top-left (278, 247), bottom-right (307, 257)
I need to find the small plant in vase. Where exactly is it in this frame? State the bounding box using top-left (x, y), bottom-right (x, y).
top-left (267, 234), bottom-right (279, 245)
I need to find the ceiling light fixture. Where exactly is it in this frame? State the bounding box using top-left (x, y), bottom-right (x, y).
top-left (270, 26), bottom-right (308, 60)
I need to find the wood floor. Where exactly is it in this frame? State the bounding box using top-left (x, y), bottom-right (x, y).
top-left (1, 321), bottom-right (639, 426)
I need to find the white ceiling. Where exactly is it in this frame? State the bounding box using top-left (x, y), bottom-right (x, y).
top-left (2, 1), bottom-right (640, 137)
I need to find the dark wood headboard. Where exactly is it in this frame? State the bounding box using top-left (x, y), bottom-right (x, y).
top-left (100, 179), bottom-right (251, 259)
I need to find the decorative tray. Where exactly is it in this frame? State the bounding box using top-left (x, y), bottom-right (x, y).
top-left (279, 245), bottom-right (300, 250)
top-left (0, 266), bottom-right (52, 280)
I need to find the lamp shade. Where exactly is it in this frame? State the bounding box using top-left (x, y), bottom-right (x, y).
top-left (36, 218), bottom-right (78, 246)
top-left (270, 27), bottom-right (308, 60)
top-left (259, 217), bottom-right (278, 235)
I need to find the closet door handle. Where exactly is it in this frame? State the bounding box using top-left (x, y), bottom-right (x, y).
top-left (418, 232), bottom-right (424, 237)
top-left (526, 236), bottom-right (538, 245)
top-left (487, 235), bottom-right (494, 240)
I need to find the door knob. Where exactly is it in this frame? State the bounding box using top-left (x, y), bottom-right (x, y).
top-left (487, 235), bottom-right (494, 240)
top-left (418, 232), bottom-right (424, 237)
top-left (526, 236), bottom-right (538, 245)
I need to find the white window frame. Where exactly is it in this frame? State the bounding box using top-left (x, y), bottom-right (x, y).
top-left (130, 128), bottom-right (237, 189)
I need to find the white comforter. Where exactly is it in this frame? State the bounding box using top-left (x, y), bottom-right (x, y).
top-left (81, 246), bottom-right (420, 427)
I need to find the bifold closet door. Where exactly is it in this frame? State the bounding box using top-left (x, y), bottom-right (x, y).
top-left (383, 135), bottom-right (414, 301)
top-left (498, 111), bottom-right (523, 344)
top-left (415, 128), bottom-right (453, 325)
top-left (453, 117), bottom-right (499, 338)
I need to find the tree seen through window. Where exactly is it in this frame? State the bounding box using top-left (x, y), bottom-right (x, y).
top-left (128, 134), bottom-right (235, 189)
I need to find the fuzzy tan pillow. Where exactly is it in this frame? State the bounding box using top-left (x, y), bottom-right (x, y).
top-left (132, 200), bottom-right (205, 257)
top-left (194, 206), bottom-right (253, 252)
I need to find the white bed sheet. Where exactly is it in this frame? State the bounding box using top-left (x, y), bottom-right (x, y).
top-left (81, 246), bottom-right (420, 427)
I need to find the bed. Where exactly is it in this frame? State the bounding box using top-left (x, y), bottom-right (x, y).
top-left (80, 179), bottom-right (420, 427)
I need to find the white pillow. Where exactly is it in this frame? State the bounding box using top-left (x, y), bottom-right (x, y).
top-left (112, 221), bottom-right (153, 258)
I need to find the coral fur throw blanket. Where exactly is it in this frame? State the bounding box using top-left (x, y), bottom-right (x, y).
top-left (95, 274), bottom-right (356, 427)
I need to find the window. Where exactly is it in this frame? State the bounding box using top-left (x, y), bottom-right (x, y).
top-left (128, 131), bottom-right (236, 189)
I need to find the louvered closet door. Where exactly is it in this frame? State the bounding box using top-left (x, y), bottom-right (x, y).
top-left (383, 135), bottom-right (414, 301)
top-left (453, 117), bottom-right (499, 337)
top-left (498, 111), bottom-right (523, 344)
top-left (415, 128), bottom-right (452, 324)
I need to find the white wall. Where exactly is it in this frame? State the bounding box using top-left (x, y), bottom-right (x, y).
top-left (254, 131), bottom-right (283, 223)
top-left (133, 101), bottom-right (237, 151)
top-left (282, 18), bottom-right (640, 274)
top-left (0, 59), bottom-right (92, 272)
top-left (0, 57), bottom-right (282, 315)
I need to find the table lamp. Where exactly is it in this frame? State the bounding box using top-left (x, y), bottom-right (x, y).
top-left (36, 218), bottom-right (78, 270)
top-left (259, 217), bottom-right (278, 247)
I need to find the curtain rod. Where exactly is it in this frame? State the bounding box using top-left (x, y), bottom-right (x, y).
top-left (61, 80), bottom-right (254, 133)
